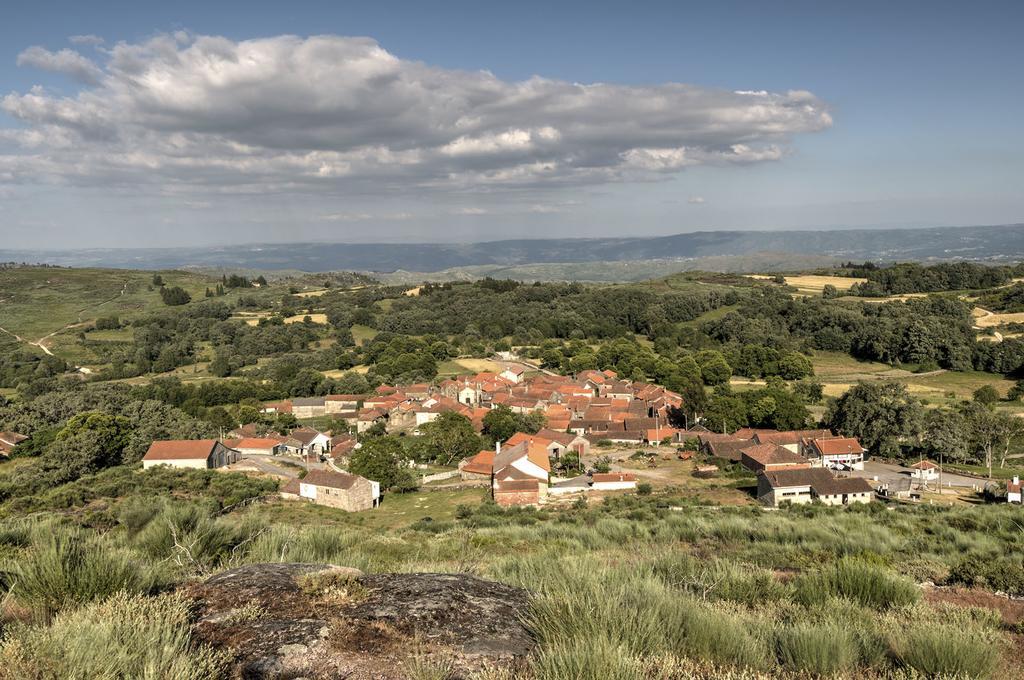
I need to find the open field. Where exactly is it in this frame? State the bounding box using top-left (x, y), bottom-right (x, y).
top-left (284, 313), bottom-right (327, 324)
top-left (292, 288), bottom-right (328, 298)
top-left (351, 324), bottom-right (378, 345)
top-left (0, 267), bottom-right (247, 361)
top-left (322, 364), bottom-right (370, 378)
top-left (791, 351), bottom-right (1024, 411)
top-left (436, 358), bottom-right (505, 376)
top-left (972, 306), bottom-right (1024, 328)
top-left (747, 274), bottom-right (866, 295)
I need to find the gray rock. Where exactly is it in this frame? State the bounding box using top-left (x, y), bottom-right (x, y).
top-left (182, 563), bottom-right (533, 679)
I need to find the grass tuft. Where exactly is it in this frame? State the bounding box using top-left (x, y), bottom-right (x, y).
top-left (794, 558), bottom-right (920, 610)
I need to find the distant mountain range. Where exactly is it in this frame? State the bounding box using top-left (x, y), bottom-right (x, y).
top-left (3, 223), bottom-right (1022, 274)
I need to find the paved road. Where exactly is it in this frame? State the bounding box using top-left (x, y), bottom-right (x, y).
top-left (851, 461), bottom-right (986, 490)
top-left (232, 453), bottom-right (322, 478)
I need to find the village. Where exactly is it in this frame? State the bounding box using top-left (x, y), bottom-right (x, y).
top-left (119, 360), bottom-right (1022, 514)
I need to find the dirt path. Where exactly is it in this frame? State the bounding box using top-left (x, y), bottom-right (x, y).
top-left (0, 278), bottom-right (130, 365)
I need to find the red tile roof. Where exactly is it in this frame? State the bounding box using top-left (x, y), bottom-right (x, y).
top-left (592, 472), bottom-right (636, 483)
top-left (143, 439), bottom-right (218, 461)
top-left (232, 438), bottom-right (283, 449)
top-left (811, 437), bottom-right (864, 456)
top-left (461, 449), bottom-right (495, 475)
top-left (741, 443), bottom-right (809, 468)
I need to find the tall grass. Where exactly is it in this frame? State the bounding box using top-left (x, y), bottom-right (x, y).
top-left (530, 635), bottom-right (644, 680)
top-left (0, 592), bottom-right (228, 679)
top-left (6, 528), bottom-right (157, 619)
top-left (775, 622), bottom-right (857, 676)
top-left (890, 621), bottom-right (1002, 678)
top-left (794, 558), bottom-right (920, 610)
top-left (649, 552), bottom-right (788, 606)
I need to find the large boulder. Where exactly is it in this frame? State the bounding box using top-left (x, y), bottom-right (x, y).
top-left (182, 563), bottom-right (533, 679)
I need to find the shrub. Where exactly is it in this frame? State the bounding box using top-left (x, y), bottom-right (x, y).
top-left (636, 482), bottom-right (653, 496)
top-left (650, 553), bottom-right (788, 606)
top-left (6, 528), bottom-right (156, 619)
top-left (0, 592), bottom-right (227, 678)
top-left (658, 597), bottom-right (771, 670)
top-left (530, 635), bottom-right (644, 680)
top-left (890, 622), bottom-right (1001, 678)
top-left (776, 622), bottom-right (857, 676)
top-left (794, 558), bottom-right (920, 610)
top-left (949, 554), bottom-right (1024, 596)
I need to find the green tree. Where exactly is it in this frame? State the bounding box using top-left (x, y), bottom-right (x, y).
top-left (482, 405), bottom-right (543, 442)
top-left (825, 382), bottom-right (923, 457)
top-left (159, 286), bottom-right (191, 306)
top-left (419, 412), bottom-right (481, 466)
top-left (334, 371), bottom-right (370, 395)
top-left (695, 350), bottom-right (732, 386)
top-left (46, 412), bottom-right (132, 479)
top-left (348, 435), bottom-right (417, 491)
top-left (972, 384), bottom-right (1000, 407)
top-left (776, 352), bottom-right (814, 380)
top-left (236, 405), bottom-right (262, 426)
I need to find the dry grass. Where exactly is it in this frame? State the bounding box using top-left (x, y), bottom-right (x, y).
top-left (293, 289), bottom-right (328, 298)
top-left (284, 313), bottom-right (328, 324)
top-left (973, 307), bottom-right (1024, 328)
top-left (747, 274), bottom-right (866, 294)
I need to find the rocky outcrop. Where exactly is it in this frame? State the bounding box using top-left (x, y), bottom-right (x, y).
top-left (181, 563), bottom-right (533, 679)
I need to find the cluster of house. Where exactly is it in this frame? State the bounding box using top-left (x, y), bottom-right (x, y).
top-left (0, 431), bottom-right (28, 457)
top-left (259, 366), bottom-right (687, 445)
top-left (458, 429), bottom-right (636, 506)
top-left (140, 433), bottom-right (379, 512)
top-left (221, 422), bottom-right (358, 462)
top-left (697, 428), bottom-right (874, 507)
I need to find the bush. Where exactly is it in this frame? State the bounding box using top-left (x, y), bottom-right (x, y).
top-left (776, 622), bottom-right (857, 676)
top-left (658, 597), bottom-right (771, 670)
top-left (531, 635), bottom-right (643, 680)
top-left (7, 528), bottom-right (156, 619)
top-left (794, 558), bottom-right (920, 610)
top-left (0, 592), bottom-right (227, 678)
top-left (651, 553), bottom-right (788, 606)
top-left (890, 621), bottom-right (1001, 678)
top-left (949, 553), bottom-right (1024, 596)
top-left (636, 482), bottom-right (653, 496)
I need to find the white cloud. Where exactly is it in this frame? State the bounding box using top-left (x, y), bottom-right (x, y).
top-left (319, 211), bottom-right (415, 222)
top-left (1, 33), bottom-right (832, 197)
top-left (69, 35), bottom-right (105, 47)
top-left (15, 46), bottom-right (103, 85)
top-left (688, 196), bottom-right (706, 204)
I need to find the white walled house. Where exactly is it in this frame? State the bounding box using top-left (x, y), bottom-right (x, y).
top-left (1008, 476), bottom-right (1022, 504)
top-left (910, 460), bottom-right (940, 481)
top-left (591, 472), bottom-right (637, 491)
top-left (142, 440), bottom-right (238, 470)
top-left (758, 468), bottom-right (874, 507)
top-left (500, 366), bottom-right (525, 384)
top-left (803, 437), bottom-right (866, 470)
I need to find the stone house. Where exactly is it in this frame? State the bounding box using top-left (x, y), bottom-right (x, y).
top-left (298, 470), bottom-right (380, 511)
top-left (291, 397), bottom-right (327, 419)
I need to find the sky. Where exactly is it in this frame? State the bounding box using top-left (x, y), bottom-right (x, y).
top-left (0, 0), bottom-right (1022, 249)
